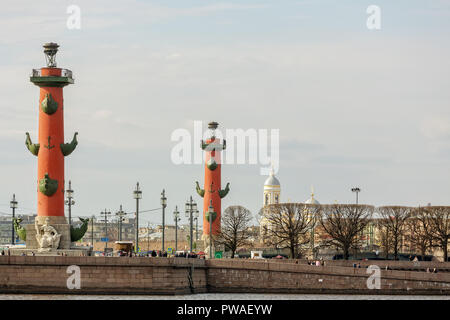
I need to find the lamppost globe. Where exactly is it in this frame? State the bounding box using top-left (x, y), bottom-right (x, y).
top-left (133, 185), bottom-right (142, 199)
top-left (161, 190), bottom-right (167, 207)
top-left (10, 194), bottom-right (18, 209)
top-left (185, 201), bottom-right (190, 217)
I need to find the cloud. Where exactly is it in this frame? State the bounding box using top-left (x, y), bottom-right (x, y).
top-left (420, 117), bottom-right (450, 140)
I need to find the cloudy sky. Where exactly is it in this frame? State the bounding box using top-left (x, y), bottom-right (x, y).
top-left (0, 0), bottom-right (449, 226)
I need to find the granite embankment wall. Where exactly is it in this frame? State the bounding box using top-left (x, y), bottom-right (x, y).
top-left (0, 256), bottom-right (449, 295)
top-left (206, 259), bottom-right (450, 295)
top-left (0, 256), bottom-right (207, 295)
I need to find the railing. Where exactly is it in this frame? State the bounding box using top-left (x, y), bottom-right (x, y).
top-left (31, 68), bottom-right (73, 79)
top-left (61, 69), bottom-right (73, 78)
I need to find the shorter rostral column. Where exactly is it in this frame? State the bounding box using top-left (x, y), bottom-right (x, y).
top-left (196, 121), bottom-right (230, 255)
top-left (26, 43), bottom-right (78, 250)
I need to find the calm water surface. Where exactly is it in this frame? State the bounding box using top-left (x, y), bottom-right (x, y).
top-left (0, 294), bottom-right (448, 300)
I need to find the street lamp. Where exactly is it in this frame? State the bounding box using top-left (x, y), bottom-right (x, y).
top-left (90, 214), bottom-right (95, 248)
top-left (133, 182), bottom-right (142, 253)
top-left (65, 180), bottom-right (75, 225)
top-left (173, 206), bottom-right (180, 252)
top-left (115, 205), bottom-right (126, 241)
top-left (10, 194), bottom-right (18, 245)
top-left (100, 209), bottom-right (111, 253)
top-left (185, 196), bottom-right (197, 253)
top-left (207, 199), bottom-right (215, 259)
top-left (194, 209), bottom-right (199, 241)
top-left (161, 189), bottom-right (167, 253)
top-left (351, 187), bottom-right (361, 204)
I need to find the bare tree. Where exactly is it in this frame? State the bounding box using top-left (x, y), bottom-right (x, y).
top-left (259, 203), bottom-right (319, 259)
top-left (404, 207), bottom-right (433, 259)
top-left (319, 204), bottom-right (374, 260)
top-left (422, 206), bottom-right (450, 262)
top-left (377, 219), bottom-right (394, 259)
top-left (215, 206), bottom-right (253, 258)
top-left (377, 206), bottom-right (414, 260)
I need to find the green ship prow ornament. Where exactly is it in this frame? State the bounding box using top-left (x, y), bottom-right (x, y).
top-left (39, 173), bottom-right (58, 196)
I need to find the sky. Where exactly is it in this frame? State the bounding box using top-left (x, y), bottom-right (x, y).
top-left (0, 0), bottom-right (449, 227)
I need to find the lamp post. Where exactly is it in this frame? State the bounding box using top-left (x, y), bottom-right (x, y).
top-left (100, 209), bottom-right (111, 253)
top-left (10, 194), bottom-right (18, 245)
top-left (207, 199), bottom-right (215, 259)
top-left (133, 182), bottom-right (142, 253)
top-left (160, 189), bottom-right (167, 253)
top-left (173, 206), bottom-right (180, 252)
top-left (65, 180), bottom-right (75, 225)
top-left (185, 196), bottom-right (197, 253)
top-left (310, 214), bottom-right (316, 259)
top-left (351, 187), bottom-right (361, 204)
top-left (91, 214), bottom-right (95, 248)
top-left (116, 205), bottom-right (126, 241)
top-left (194, 209), bottom-right (199, 241)
top-left (147, 222), bottom-right (150, 252)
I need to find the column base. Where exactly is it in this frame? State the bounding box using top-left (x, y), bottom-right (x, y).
top-left (25, 216), bottom-right (71, 250)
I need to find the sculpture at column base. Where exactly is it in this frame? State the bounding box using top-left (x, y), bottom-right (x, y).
top-left (35, 217), bottom-right (61, 252)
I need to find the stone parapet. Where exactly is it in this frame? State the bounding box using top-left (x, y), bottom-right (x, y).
top-left (0, 256), bottom-right (449, 295)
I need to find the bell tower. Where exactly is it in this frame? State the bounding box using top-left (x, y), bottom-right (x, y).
top-left (263, 166), bottom-right (280, 207)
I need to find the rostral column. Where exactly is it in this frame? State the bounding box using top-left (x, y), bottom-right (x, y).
top-left (26, 43), bottom-right (78, 247)
top-left (195, 121), bottom-right (230, 252)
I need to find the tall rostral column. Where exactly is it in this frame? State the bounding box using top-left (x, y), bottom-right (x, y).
top-left (195, 122), bottom-right (230, 252)
top-left (26, 43), bottom-right (78, 250)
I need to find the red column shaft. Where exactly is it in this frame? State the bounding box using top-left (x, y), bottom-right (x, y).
top-left (37, 67), bottom-right (65, 217)
top-left (203, 138), bottom-right (222, 235)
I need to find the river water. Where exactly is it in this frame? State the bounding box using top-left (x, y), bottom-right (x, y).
top-left (0, 294), bottom-right (449, 300)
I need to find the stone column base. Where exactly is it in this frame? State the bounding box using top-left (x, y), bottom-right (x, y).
top-left (25, 216), bottom-right (71, 250)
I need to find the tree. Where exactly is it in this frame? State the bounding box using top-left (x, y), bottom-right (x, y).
top-left (404, 207), bottom-right (433, 259)
top-left (377, 219), bottom-right (394, 259)
top-left (319, 204), bottom-right (374, 260)
top-left (422, 206), bottom-right (450, 262)
top-left (215, 206), bottom-right (253, 258)
top-left (377, 206), bottom-right (414, 260)
top-left (259, 203), bottom-right (319, 259)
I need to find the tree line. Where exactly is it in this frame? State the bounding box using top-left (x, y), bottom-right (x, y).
top-left (214, 204), bottom-right (450, 261)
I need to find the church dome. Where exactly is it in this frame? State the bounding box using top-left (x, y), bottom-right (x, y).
top-left (304, 197), bottom-right (320, 205)
top-left (304, 187), bottom-right (320, 204)
top-left (264, 174), bottom-right (280, 186)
